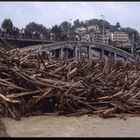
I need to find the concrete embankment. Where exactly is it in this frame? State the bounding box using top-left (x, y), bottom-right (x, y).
top-left (1, 115), bottom-right (140, 137)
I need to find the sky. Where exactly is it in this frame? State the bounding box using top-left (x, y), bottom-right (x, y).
top-left (0, 2), bottom-right (140, 32)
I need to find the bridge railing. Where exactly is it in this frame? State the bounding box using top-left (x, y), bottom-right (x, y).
top-left (0, 31), bottom-right (47, 41)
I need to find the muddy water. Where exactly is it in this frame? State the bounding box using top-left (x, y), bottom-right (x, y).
top-left (1, 115), bottom-right (140, 137)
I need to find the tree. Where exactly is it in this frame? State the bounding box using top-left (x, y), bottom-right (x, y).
top-left (73, 19), bottom-right (80, 29)
top-left (99, 19), bottom-right (110, 30)
top-left (80, 21), bottom-right (86, 28)
top-left (121, 27), bottom-right (140, 45)
top-left (60, 21), bottom-right (69, 34)
top-left (10, 26), bottom-right (20, 38)
top-left (50, 25), bottom-right (62, 41)
top-left (110, 25), bottom-right (117, 32)
top-left (25, 22), bottom-right (47, 34)
top-left (88, 19), bottom-right (99, 26)
top-left (1, 18), bottom-right (13, 31)
top-left (116, 22), bottom-right (121, 29)
top-left (133, 30), bottom-right (139, 43)
top-left (124, 27), bottom-right (139, 43)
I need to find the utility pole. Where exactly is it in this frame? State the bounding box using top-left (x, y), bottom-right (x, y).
top-left (68, 19), bottom-right (72, 41)
top-left (101, 15), bottom-right (105, 44)
top-left (131, 32), bottom-right (135, 56)
top-left (66, 19), bottom-right (72, 59)
top-left (133, 32), bottom-right (135, 44)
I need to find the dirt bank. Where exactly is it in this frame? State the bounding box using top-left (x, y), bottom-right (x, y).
top-left (1, 115), bottom-right (140, 137)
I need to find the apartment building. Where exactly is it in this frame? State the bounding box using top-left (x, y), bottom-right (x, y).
top-left (90, 32), bottom-right (103, 43)
top-left (111, 31), bottom-right (129, 45)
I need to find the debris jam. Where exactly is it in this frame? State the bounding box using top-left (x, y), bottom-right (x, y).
top-left (0, 47), bottom-right (140, 120)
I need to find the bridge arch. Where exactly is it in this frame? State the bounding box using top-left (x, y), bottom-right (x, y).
top-left (21, 41), bottom-right (136, 61)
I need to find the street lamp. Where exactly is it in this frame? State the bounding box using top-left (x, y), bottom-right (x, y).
top-left (101, 15), bottom-right (105, 44)
top-left (68, 19), bottom-right (72, 41)
top-left (66, 19), bottom-right (72, 60)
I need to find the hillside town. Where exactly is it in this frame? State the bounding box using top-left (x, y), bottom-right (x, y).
top-left (0, 18), bottom-right (139, 49)
top-left (73, 24), bottom-right (131, 47)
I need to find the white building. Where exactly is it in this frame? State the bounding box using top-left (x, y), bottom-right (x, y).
top-left (87, 24), bottom-right (100, 32)
top-left (75, 27), bottom-right (87, 34)
top-left (111, 31), bottom-right (129, 44)
top-left (81, 34), bottom-right (90, 41)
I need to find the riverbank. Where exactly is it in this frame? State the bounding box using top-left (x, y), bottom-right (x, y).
top-left (0, 120), bottom-right (10, 137)
top-left (1, 115), bottom-right (140, 137)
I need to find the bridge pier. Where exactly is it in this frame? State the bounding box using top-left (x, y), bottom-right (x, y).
top-left (65, 48), bottom-right (68, 59)
top-left (87, 46), bottom-right (92, 60)
top-left (108, 51), bottom-right (111, 58)
top-left (51, 50), bottom-right (55, 57)
top-left (52, 49), bottom-right (58, 58)
top-left (74, 46), bottom-right (78, 60)
top-left (111, 52), bottom-right (117, 61)
top-left (114, 52), bottom-right (117, 59)
top-left (59, 47), bottom-right (63, 59)
top-left (77, 43), bottom-right (81, 59)
top-left (78, 50), bottom-right (80, 59)
top-left (108, 51), bottom-right (116, 59)
top-left (131, 46), bottom-right (134, 56)
top-left (100, 47), bottom-right (104, 60)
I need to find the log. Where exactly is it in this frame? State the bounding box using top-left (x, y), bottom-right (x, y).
top-left (1, 46), bottom-right (140, 120)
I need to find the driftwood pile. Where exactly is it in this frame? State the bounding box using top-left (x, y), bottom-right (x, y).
top-left (0, 47), bottom-right (140, 120)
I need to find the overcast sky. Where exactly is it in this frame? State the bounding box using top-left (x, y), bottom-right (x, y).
top-left (0, 2), bottom-right (140, 32)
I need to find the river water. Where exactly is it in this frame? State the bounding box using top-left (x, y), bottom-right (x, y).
top-left (1, 115), bottom-right (140, 137)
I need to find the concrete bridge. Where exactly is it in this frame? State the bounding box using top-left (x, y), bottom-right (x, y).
top-left (0, 37), bottom-right (56, 48)
top-left (0, 37), bottom-right (135, 52)
top-left (21, 41), bottom-right (136, 61)
top-left (0, 37), bottom-right (137, 61)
